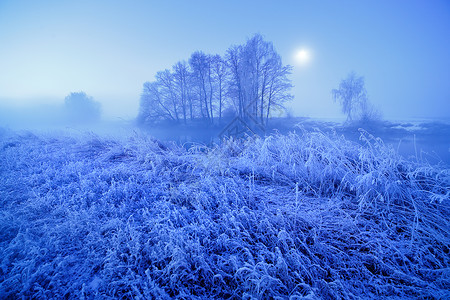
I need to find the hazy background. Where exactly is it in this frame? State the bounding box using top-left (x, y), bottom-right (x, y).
top-left (0, 0), bottom-right (449, 124)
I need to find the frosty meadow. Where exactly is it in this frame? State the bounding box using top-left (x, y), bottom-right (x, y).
top-left (0, 125), bottom-right (449, 298)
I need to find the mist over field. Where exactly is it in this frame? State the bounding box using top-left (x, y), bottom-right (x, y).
top-left (1, 0), bottom-right (450, 299)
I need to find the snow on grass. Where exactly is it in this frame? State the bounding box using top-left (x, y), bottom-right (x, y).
top-left (0, 127), bottom-right (449, 299)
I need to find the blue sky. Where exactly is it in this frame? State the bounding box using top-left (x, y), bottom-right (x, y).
top-left (0, 0), bottom-right (449, 120)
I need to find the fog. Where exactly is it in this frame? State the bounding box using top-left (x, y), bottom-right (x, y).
top-left (0, 103), bottom-right (64, 129)
top-left (0, 0), bottom-right (449, 163)
top-left (1, 1), bottom-right (449, 121)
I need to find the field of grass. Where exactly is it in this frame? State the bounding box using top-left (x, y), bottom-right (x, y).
top-left (0, 127), bottom-right (449, 299)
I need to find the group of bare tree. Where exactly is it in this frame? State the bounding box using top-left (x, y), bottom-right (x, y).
top-left (137, 34), bottom-right (293, 126)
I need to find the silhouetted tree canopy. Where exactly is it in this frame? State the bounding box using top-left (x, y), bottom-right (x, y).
top-left (64, 92), bottom-right (101, 123)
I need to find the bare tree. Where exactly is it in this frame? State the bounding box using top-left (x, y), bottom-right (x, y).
top-left (225, 45), bottom-right (244, 118)
top-left (210, 54), bottom-right (228, 123)
top-left (189, 51), bottom-right (211, 122)
top-left (226, 34), bottom-right (293, 125)
top-left (242, 34), bottom-right (270, 121)
top-left (332, 72), bottom-right (368, 122)
top-left (172, 61), bottom-right (190, 124)
top-left (245, 34), bottom-right (292, 125)
top-left (156, 69), bottom-right (179, 122)
top-left (138, 81), bottom-right (175, 123)
top-left (265, 63), bottom-right (293, 124)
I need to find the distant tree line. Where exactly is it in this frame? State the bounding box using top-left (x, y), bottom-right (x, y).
top-left (137, 34), bottom-right (293, 126)
top-left (64, 91), bottom-right (101, 123)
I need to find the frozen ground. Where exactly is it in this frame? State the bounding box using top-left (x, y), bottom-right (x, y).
top-left (0, 125), bottom-right (449, 299)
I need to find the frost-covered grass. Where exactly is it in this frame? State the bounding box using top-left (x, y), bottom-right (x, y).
top-left (0, 127), bottom-right (449, 299)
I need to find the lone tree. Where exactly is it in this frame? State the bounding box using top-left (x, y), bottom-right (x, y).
top-left (64, 92), bottom-right (101, 123)
top-left (332, 72), bottom-right (368, 122)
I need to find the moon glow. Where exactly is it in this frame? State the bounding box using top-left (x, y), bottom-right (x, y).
top-left (296, 49), bottom-right (311, 64)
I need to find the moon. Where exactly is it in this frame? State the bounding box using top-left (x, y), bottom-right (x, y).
top-left (295, 49), bottom-right (311, 64)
